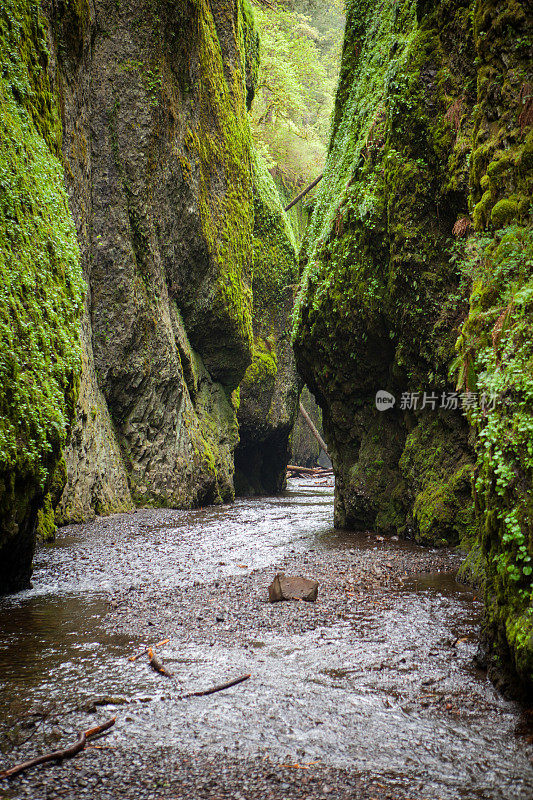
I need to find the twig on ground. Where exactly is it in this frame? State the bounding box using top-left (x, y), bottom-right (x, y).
top-left (148, 647), bottom-right (174, 678)
top-left (128, 639), bottom-right (170, 662)
top-left (0, 718), bottom-right (116, 780)
top-left (181, 673), bottom-right (251, 698)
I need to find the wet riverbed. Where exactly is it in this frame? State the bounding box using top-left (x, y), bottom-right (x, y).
top-left (0, 478), bottom-right (532, 799)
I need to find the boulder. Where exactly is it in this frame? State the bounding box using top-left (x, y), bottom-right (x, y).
top-left (268, 573), bottom-right (319, 603)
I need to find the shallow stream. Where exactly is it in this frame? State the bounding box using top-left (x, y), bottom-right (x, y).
top-left (0, 479), bottom-right (532, 799)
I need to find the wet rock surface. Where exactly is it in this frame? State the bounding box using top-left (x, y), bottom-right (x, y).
top-left (268, 573), bottom-right (319, 603)
top-left (50, 0), bottom-right (258, 522)
top-left (0, 479), bottom-right (532, 799)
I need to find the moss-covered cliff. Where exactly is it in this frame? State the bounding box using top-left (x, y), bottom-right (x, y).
top-left (1, 0), bottom-right (300, 591)
top-left (48, 0), bottom-right (265, 524)
top-left (53, 0), bottom-right (259, 516)
top-left (0, 0), bottom-right (84, 591)
top-left (294, 0), bottom-right (532, 689)
top-left (234, 155), bottom-right (299, 495)
top-left (456, 0), bottom-right (533, 692)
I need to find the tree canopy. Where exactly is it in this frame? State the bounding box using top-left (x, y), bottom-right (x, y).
top-left (251, 0), bottom-right (345, 193)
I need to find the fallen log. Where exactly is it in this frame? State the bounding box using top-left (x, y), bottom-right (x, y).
top-left (128, 638), bottom-right (170, 662)
top-left (286, 465), bottom-right (324, 475)
top-left (181, 673), bottom-right (251, 698)
top-left (284, 174), bottom-right (323, 212)
top-left (287, 467), bottom-right (333, 479)
top-left (148, 647), bottom-right (173, 678)
top-left (298, 402), bottom-right (329, 457)
top-left (0, 718), bottom-right (116, 780)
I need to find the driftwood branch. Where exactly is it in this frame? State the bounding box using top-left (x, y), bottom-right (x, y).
top-left (0, 718), bottom-right (116, 780)
top-left (128, 638), bottom-right (169, 662)
top-left (181, 673), bottom-right (251, 699)
top-left (148, 647), bottom-right (173, 678)
top-left (286, 464), bottom-right (332, 475)
top-left (298, 402), bottom-right (329, 456)
top-left (284, 174), bottom-right (323, 212)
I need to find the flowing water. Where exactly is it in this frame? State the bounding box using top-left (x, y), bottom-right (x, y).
top-left (0, 479), bottom-right (532, 799)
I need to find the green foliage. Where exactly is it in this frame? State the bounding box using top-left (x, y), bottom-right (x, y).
top-left (251, 0), bottom-right (344, 190)
top-left (456, 223), bottom-right (533, 603)
top-left (251, 153), bottom-right (297, 317)
top-left (0, 0), bottom-right (84, 490)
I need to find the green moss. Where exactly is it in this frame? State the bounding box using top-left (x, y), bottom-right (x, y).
top-left (457, 536), bottom-right (486, 586)
top-left (490, 198), bottom-right (519, 228)
top-left (453, 0), bottom-right (532, 686)
top-left (241, 337), bottom-right (278, 391)
top-left (181, 0), bottom-right (260, 388)
top-left (241, 153), bottom-right (298, 403)
top-left (294, 0), bottom-right (532, 689)
top-left (411, 464), bottom-right (477, 546)
top-left (293, 0), bottom-right (479, 542)
top-left (487, 153), bottom-right (514, 180)
top-left (506, 611), bottom-right (533, 678)
top-left (235, 151), bottom-right (298, 496)
top-left (473, 189), bottom-right (493, 229)
top-left (251, 154), bottom-right (297, 318)
top-left (240, 155), bottom-right (296, 397)
top-left (400, 417), bottom-right (477, 546)
top-left (456, 222), bottom-right (533, 685)
top-left (240, 0), bottom-right (259, 109)
top-left (0, 0), bottom-right (84, 524)
top-left (36, 493), bottom-right (56, 542)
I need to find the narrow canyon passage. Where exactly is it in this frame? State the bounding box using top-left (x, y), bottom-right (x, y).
top-left (0, 479), bottom-right (531, 800)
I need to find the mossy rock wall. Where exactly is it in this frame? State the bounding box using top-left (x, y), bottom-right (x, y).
top-left (294, 0), bottom-right (532, 688)
top-left (295, 0), bottom-right (479, 538)
top-left (0, 0), bottom-right (262, 590)
top-left (51, 0), bottom-right (259, 516)
top-left (455, 0), bottom-right (533, 692)
top-left (0, 0), bottom-right (85, 591)
top-left (235, 155), bottom-right (300, 496)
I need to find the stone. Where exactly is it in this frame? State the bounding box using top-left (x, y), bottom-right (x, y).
top-left (268, 573), bottom-right (319, 603)
top-left (0, 0), bottom-right (266, 592)
top-left (233, 155), bottom-right (300, 498)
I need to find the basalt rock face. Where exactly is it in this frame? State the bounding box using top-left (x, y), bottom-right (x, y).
top-left (234, 157), bottom-right (299, 496)
top-left (45, 0), bottom-right (134, 527)
top-left (0, 0), bottom-right (270, 591)
top-left (0, 0), bottom-right (85, 591)
top-left (51, 0), bottom-right (259, 518)
top-left (294, 0), bottom-right (532, 688)
top-left (290, 387), bottom-right (322, 468)
top-left (294, 0), bottom-right (480, 542)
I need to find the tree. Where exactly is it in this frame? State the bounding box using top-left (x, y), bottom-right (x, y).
top-left (251, 0), bottom-right (345, 193)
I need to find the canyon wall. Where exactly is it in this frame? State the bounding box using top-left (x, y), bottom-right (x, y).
top-left (0, 0), bottom-right (85, 590)
top-left (294, 0), bottom-right (532, 689)
top-left (0, 0), bottom-right (298, 591)
top-left (54, 0), bottom-right (259, 519)
top-left (234, 155), bottom-right (299, 496)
